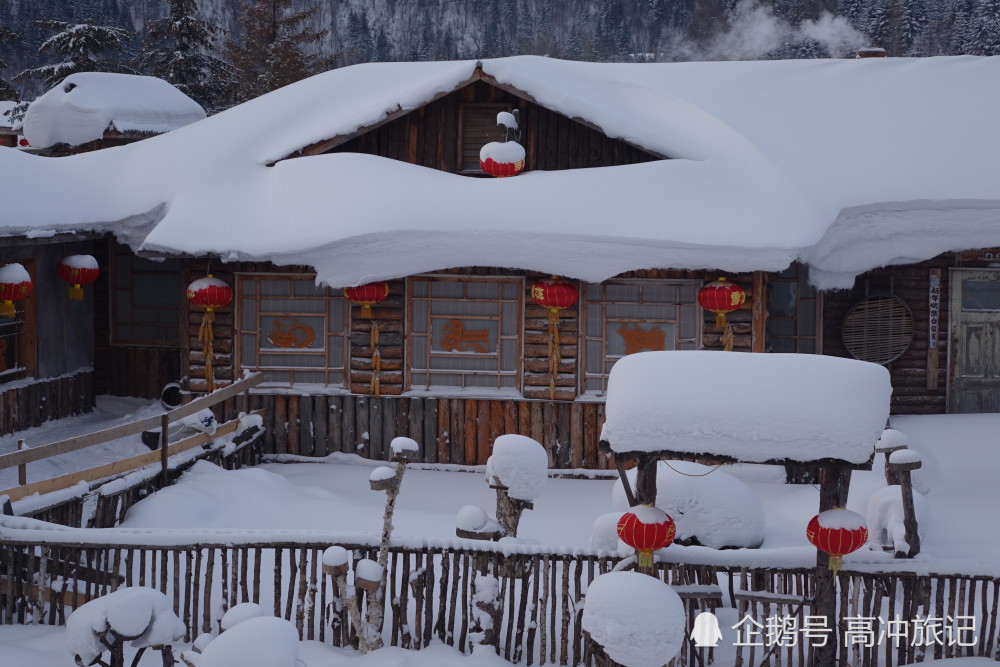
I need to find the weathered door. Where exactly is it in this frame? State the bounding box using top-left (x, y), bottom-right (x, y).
top-left (949, 269), bottom-right (1000, 412)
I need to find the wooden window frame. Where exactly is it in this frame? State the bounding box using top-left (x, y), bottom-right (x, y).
top-left (580, 279), bottom-right (702, 396)
top-left (235, 273), bottom-right (349, 389)
top-left (457, 103), bottom-right (513, 174)
top-left (767, 265), bottom-right (823, 354)
top-left (0, 258), bottom-right (36, 384)
top-left (110, 244), bottom-right (182, 347)
top-left (406, 275), bottom-right (523, 392)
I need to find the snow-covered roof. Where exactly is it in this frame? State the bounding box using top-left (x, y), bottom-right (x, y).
top-left (21, 72), bottom-right (206, 148)
top-left (600, 351), bottom-right (891, 464)
top-left (1, 56), bottom-right (999, 289)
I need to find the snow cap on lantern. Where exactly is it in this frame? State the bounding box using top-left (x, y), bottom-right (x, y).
top-left (187, 275), bottom-right (232, 310)
top-left (617, 505), bottom-right (676, 567)
top-left (806, 507), bottom-right (868, 575)
top-left (0, 263), bottom-right (33, 318)
top-left (344, 281), bottom-right (389, 319)
top-left (697, 277), bottom-right (746, 328)
top-left (58, 254), bottom-right (100, 301)
top-left (480, 140), bottom-right (526, 177)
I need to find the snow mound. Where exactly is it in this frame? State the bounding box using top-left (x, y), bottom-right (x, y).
top-left (866, 486), bottom-right (927, 554)
top-left (0, 263), bottom-right (30, 283)
top-left (889, 449), bottom-right (922, 465)
top-left (485, 434), bottom-right (548, 501)
top-left (390, 436), bottom-right (419, 456)
top-left (590, 512), bottom-right (625, 551)
top-left (602, 351), bottom-right (890, 464)
top-left (877, 428), bottom-right (908, 450)
top-left (612, 461), bottom-right (765, 549)
top-left (65, 587), bottom-right (184, 665)
top-left (480, 141), bottom-right (525, 163)
top-left (220, 602), bottom-right (268, 631)
top-left (322, 546), bottom-right (349, 568)
top-left (197, 616), bottom-right (299, 667)
top-left (355, 558), bottom-right (383, 583)
top-left (23, 72), bottom-right (205, 148)
top-left (369, 466), bottom-right (396, 481)
top-left (581, 571), bottom-right (685, 667)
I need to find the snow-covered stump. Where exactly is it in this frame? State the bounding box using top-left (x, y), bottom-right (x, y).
top-left (886, 449), bottom-right (923, 558)
top-left (469, 566), bottom-right (502, 653)
top-left (485, 434), bottom-right (547, 539)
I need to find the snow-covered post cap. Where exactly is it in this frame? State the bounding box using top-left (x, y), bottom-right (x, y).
top-left (887, 448), bottom-right (922, 471)
top-left (369, 465), bottom-right (399, 491)
top-left (875, 429), bottom-right (908, 454)
top-left (354, 558), bottom-right (383, 592)
top-left (485, 434), bottom-right (547, 503)
top-left (455, 504), bottom-right (502, 541)
top-left (389, 436), bottom-right (419, 462)
top-left (322, 546), bottom-right (349, 577)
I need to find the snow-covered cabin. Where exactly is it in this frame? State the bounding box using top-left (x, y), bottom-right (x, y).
top-left (0, 100), bottom-right (17, 148)
top-left (20, 72), bottom-right (205, 154)
top-left (1, 56), bottom-right (999, 464)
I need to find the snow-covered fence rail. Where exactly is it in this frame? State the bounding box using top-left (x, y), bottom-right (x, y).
top-left (0, 373), bottom-right (264, 525)
top-left (0, 535), bottom-right (997, 666)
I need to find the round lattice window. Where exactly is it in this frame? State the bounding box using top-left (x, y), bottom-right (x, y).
top-left (841, 295), bottom-right (914, 365)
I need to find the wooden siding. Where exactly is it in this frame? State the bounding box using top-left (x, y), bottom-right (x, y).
top-left (327, 80), bottom-right (660, 172)
top-left (0, 371), bottom-right (94, 436)
top-left (823, 255), bottom-right (953, 414)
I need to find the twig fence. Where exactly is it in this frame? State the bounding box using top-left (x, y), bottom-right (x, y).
top-left (0, 536), bottom-right (997, 666)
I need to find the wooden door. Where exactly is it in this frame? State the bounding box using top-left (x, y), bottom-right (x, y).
top-left (949, 269), bottom-right (1000, 412)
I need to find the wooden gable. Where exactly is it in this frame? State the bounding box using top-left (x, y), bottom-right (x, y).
top-left (293, 75), bottom-right (664, 173)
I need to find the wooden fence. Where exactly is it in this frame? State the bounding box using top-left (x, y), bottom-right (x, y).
top-left (0, 537), bottom-right (996, 667)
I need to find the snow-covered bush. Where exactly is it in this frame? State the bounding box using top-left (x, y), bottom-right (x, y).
top-left (581, 571), bottom-right (686, 667)
top-left (196, 616), bottom-right (299, 667)
top-left (219, 602), bottom-right (268, 631)
top-left (590, 512), bottom-right (624, 551)
top-left (66, 587), bottom-right (184, 667)
top-left (612, 460), bottom-right (765, 549)
top-left (485, 434), bottom-right (548, 501)
top-left (866, 485), bottom-right (927, 554)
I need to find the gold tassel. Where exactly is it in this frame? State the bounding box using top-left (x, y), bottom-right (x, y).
top-left (372, 349), bottom-right (381, 372)
top-left (547, 308), bottom-right (562, 400)
top-left (370, 322), bottom-right (380, 348)
top-left (371, 376), bottom-right (381, 398)
top-left (69, 284), bottom-right (84, 301)
top-left (715, 312), bottom-right (727, 328)
top-left (360, 303), bottom-right (372, 319)
top-left (370, 322), bottom-right (381, 396)
top-left (0, 301), bottom-right (13, 319)
top-left (829, 555), bottom-right (842, 576)
top-left (638, 550), bottom-right (653, 568)
top-left (722, 324), bottom-right (735, 352)
top-left (198, 308), bottom-right (216, 391)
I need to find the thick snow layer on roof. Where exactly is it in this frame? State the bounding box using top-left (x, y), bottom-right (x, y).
top-left (601, 351), bottom-right (890, 464)
top-left (2, 57), bottom-right (1000, 288)
top-left (22, 72), bottom-right (205, 148)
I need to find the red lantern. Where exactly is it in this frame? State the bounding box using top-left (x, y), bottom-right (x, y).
top-left (187, 276), bottom-right (232, 392)
top-left (617, 505), bottom-right (676, 568)
top-left (0, 263), bottom-right (33, 319)
top-left (57, 255), bottom-right (100, 301)
top-left (344, 282), bottom-right (389, 319)
top-left (531, 277), bottom-right (578, 399)
top-left (697, 277), bottom-right (746, 328)
top-left (806, 508), bottom-right (868, 575)
top-left (479, 141), bottom-right (525, 177)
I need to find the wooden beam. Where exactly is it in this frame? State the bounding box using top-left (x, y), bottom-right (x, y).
top-left (0, 411), bottom-right (262, 503)
top-left (751, 270), bottom-right (768, 353)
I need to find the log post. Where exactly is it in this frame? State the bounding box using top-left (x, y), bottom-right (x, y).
top-left (875, 429), bottom-right (907, 486)
top-left (494, 484), bottom-right (533, 538)
top-left (634, 455), bottom-right (658, 506)
top-left (813, 465), bottom-right (853, 667)
top-left (17, 440), bottom-right (26, 486)
top-left (887, 452), bottom-right (922, 558)
top-left (160, 414), bottom-right (170, 487)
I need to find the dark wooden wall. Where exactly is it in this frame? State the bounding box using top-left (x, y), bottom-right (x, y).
top-left (823, 255), bottom-right (952, 414)
top-left (0, 371), bottom-right (94, 435)
top-left (328, 80), bottom-right (660, 172)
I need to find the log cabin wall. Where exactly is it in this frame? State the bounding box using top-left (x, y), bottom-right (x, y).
top-left (182, 260), bottom-right (763, 466)
top-left (822, 255), bottom-right (953, 415)
top-left (325, 80), bottom-right (660, 172)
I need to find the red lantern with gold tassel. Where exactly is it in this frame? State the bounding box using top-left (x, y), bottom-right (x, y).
top-left (697, 277), bottom-right (746, 351)
top-left (0, 263), bottom-right (33, 319)
top-left (617, 505), bottom-right (676, 568)
top-left (187, 276), bottom-right (232, 392)
top-left (345, 281), bottom-right (390, 398)
top-left (57, 255), bottom-right (100, 301)
top-left (806, 508), bottom-right (868, 576)
top-left (531, 277), bottom-right (578, 399)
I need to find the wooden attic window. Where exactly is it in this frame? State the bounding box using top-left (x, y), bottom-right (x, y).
top-left (458, 103), bottom-right (512, 174)
top-left (841, 295), bottom-right (914, 365)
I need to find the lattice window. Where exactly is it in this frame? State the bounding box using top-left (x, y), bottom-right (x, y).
top-left (581, 280), bottom-right (701, 395)
top-left (0, 312), bottom-right (26, 382)
top-left (237, 275), bottom-right (348, 387)
top-left (842, 295), bottom-right (914, 365)
top-left (458, 103), bottom-right (512, 173)
top-left (112, 245), bottom-right (183, 346)
top-left (408, 277), bottom-right (521, 391)
top-left (767, 264), bottom-right (823, 354)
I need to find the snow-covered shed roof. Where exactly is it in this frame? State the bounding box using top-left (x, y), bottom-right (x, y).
top-left (601, 351), bottom-right (891, 464)
top-left (1, 56), bottom-right (999, 290)
top-left (21, 72), bottom-right (206, 148)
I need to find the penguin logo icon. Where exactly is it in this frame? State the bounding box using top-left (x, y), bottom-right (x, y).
top-left (691, 611), bottom-right (723, 648)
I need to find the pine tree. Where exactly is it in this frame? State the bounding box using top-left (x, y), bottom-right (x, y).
top-left (373, 26), bottom-right (393, 62)
top-left (225, 0), bottom-right (332, 103)
top-left (417, 13), bottom-right (435, 60)
top-left (0, 25), bottom-right (19, 102)
top-left (15, 19), bottom-right (135, 88)
top-left (135, 0), bottom-right (232, 113)
top-left (345, 10), bottom-right (374, 64)
top-left (974, 0), bottom-right (1000, 54)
